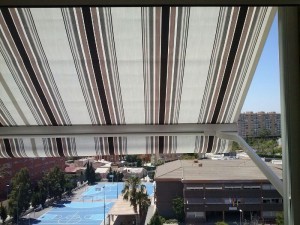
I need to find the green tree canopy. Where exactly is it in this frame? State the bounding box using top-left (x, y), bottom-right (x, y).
top-left (0, 203), bottom-right (8, 224)
top-left (45, 166), bottom-right (66, 199)
top-left (31, 178), bottom-right (48, 208)
top-left (215, 222), bottom-right (228, 225)
top-left (107, 168), bottom-right (124, 182)
top-left (276, 211), bottom-right (284, 225)
top-left (172, 197), bottom-right (185, 222)
top-left (125, 155), bottom-right (138, 163)
top-left (85, 162), bottom-right (96, 185)
top-left (8, 168), bottom-right (32, 221)
top-left (148, 210), bottom-right (165, 225)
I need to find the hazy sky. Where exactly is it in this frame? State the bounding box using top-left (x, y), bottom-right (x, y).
top-left (241, 13), bottom-right (281, 113)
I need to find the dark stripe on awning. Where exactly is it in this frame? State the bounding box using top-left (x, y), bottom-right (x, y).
top-left (206, 136), bottom-right (214, 153)
top-left (108, 137), bottom-right (114, 155)
top-left (159, 136), bottom-right (164, 154)
top-left (56, 138), bottom-right (64, 157)
top-left (159, 6), bottom-right (170, 125)
top-left (82, 7), bottom-right (115, 153)
top-left (1, 8), bottom-right (58, 126)
top-left (4, 139), bottom-right (14, 158)
top-left (211, 6), bottom-right (248, 123)
top-left (159, 7), bottom-right (170, 153)
top-left (82, 7), bottom-right (111, 125)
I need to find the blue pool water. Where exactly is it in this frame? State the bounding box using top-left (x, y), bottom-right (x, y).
top-left (35, 182), bottom-right (154, 225)
top-left (82, 182), bottom-right (154, 201)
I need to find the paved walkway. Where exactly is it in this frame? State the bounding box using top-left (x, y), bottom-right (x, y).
top-left (18, 184), bottom-right (88, 224)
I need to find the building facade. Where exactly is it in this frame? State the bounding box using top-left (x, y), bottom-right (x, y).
top-left (238, 112), bottom-right (281, 138)
top-left (155, 160), bottom-right (283, 224)
top-left (0, 157), bottom-right (65, 201)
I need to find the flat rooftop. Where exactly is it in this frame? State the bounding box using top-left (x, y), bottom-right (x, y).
top-left (155, 159), bottom-right (282, 182)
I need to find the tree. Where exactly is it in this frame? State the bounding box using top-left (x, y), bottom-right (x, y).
top-left (259, 128), bottom-right (271, 138)
top-left (215, 222), bottom-right (228, 225)
top-left (125, 155), bottom-right (138, 163)
top-left (107, 168), bottom-right (124, 182)
top-left (148, 210), bottom-right (165, 225)
top-left (136, 185), bottom-right (151, 222)
top-left (122, 176), bottom-right (150, 224)
top-left (172, 197), bottom-right (184, 222)
top-left (65, 174), bottom-right (79, 194)
top-left (231, 141), bottom-right (241, 151)
top-left (85, 162), bottom-right (96, 185)
top-left (136, 158), bottom-right (142, 167)
top-left (45, 166), bottom-right (66, 199)
top-left (180, 153), bottom-right (198, 160)
top-left (31, 191), bottom-right (41, 209)
top-left (276, 212), bottom-right (284, 225)
top-left (8, 168), bottom-right (32, 221)
top-left (31, 178), bottom-right (48, 208)
top-left (0, 203), bottom-right (7, 224)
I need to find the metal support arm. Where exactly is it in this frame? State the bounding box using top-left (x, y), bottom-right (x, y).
top-left (217, 132), bottom-right (283, 197)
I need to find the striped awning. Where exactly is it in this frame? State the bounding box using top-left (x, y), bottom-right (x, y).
top-left (0, 6), bottom-right (275, 157)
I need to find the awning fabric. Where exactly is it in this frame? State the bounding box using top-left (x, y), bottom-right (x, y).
top-left (0, 7), bottom-right (275, 157)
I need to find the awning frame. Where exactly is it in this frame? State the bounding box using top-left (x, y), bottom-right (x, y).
top-left (0, 123), bottom-right (237, 138)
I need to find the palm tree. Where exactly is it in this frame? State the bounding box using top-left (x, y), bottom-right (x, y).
top-left (122, 176), bottom-right (150, 225)
top-left (136, 185), bottom-right (151, 223)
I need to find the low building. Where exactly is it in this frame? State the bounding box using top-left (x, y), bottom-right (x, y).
top-left (155, 160), bottom-right (282, 224)
top-left (122, 167), bottom-right (147, 179)
top-left (74, 158), bottom-right (94, 167)
top-left (95, 167), bottom-right (110, 179)
top-left (64, 166), bottom-right (86, 175)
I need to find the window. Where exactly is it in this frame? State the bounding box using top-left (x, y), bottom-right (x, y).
top-left (263, 198), bottom-right (282, 204)
top-left (244, 185), bottom-right (261, 189)
top-left (186, 212), bottom-right (205, 218)
top-left (205, 186), bottom-right (222, 190)
top-left (262, 211), bottom-right (280, 218)
top-left (262, 184), bottom-right (276, 190)
top-left (186, 186), bottom-right (203, 190)
top-left (224, 185), bottom-right (242, 190)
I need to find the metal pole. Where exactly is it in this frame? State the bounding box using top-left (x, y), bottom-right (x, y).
top-left (239, 209), bottom-right (242, 225)
top-left (117, 182), bottom-right (118, 199)
top-left (116, 173), bottom-right (118, 199)
top-left (217, 132), bottom-right (283, 196)
top-left (103, 185), bottom-right (105, 225)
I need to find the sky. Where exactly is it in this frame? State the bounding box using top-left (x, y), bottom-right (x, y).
top-left (241, 13), bottom-right (281, 113)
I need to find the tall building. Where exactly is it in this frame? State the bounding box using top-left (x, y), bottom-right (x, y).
top-left (0, 157), bottom-right (65, 201)
top-left (155, 160), bottom-right (282, 224)
top-left (238, 112), bottom-right (281, 138)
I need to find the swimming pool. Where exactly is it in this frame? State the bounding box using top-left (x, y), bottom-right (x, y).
top-left (81, 182), bottom-right (154, 201)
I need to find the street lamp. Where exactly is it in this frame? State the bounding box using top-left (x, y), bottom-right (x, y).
top-left (239, 209), bottom-right (243, 225)
top-left (103, 185), bottom-right (106, 225)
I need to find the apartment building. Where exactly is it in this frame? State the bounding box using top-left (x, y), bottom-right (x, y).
top-left (155, 160), bottom-right (282, 224)
top-left (0, 157), bottom-right (65, 201)
top-left (238, 112), bottom-right (281, 138)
